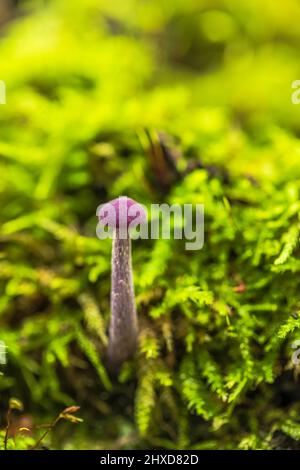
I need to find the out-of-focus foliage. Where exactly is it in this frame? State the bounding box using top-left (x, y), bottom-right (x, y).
top-left (1, 0), bottom-right (300, 450)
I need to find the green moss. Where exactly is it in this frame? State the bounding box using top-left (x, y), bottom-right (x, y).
top-left (1, 0), bottom-right (300, 450)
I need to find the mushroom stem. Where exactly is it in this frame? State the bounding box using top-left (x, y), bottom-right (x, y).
top-left (107, 228), bottom-right (138, 370)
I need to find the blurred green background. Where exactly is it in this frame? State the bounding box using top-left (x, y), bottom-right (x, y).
top-left (1, 0), bottom-right (300, 450)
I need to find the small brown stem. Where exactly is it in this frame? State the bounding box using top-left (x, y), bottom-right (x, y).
top-left (31, 415), bottom-right (61, 450)
top-left (4, 408), bottom-right (11, 450)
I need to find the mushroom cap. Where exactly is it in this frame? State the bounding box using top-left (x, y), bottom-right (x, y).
top-left (97, 196), bottom-right (147, 229)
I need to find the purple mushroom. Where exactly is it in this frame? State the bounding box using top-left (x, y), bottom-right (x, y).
top-left (97, 196), bottom-right (147, 371)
